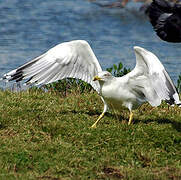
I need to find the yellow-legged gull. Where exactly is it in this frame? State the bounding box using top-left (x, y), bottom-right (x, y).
top-left (2, 40), bottom-right (181, 127)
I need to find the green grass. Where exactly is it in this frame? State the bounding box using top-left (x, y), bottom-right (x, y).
top-left (0, 89), bottom-right (181, 179)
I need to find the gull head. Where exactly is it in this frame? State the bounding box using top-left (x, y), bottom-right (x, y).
top-left (93, 71), bottom-right (113, 82)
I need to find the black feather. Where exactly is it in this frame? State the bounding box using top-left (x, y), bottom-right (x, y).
top-left (9, 70), bottom-right (24, 82)
top-left (147, 0), bottom-right (181, 42)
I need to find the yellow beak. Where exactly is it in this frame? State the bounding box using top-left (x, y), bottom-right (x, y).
top-left (93, 76), bottom-right (102, 81)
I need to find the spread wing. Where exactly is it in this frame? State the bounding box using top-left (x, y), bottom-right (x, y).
top-left (2, 40), bottom-right (102, 93)
top-left (126, 46), bottom-right (181, 106)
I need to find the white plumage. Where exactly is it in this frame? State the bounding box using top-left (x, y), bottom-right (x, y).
top-left (2, 40), bottom-right (181, 127)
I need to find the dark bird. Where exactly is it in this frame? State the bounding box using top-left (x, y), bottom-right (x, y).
top-left (147, 0), bottom-right (181, 42)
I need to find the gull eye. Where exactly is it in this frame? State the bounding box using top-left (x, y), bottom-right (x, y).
top-left (104, 73), bottom-right (110, 77)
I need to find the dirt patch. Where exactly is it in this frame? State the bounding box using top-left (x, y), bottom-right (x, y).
top-left (103, 166), bottom-right (124, 179)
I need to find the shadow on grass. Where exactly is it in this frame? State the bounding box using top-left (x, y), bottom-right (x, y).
top-left (57, 109), bottom-right (181, 132)
top-left (58, 109), bottom-right (100, 116)
top-left (58, 109), bottom-right (116, 117)
top-left (0, 123), bottom-right (7, 130)
top-left (134, 118), bottom-right (181, 132)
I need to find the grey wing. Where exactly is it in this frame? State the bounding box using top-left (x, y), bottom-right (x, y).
top-left (2, 40), bottom-right (102, 93)
top-left (126, 46), bottom-right (181, 106)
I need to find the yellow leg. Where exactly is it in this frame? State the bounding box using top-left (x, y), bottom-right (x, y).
top-left (128, 111), bottom-right (134, 125)
top-left (91, 112), bottom-right (105, 128)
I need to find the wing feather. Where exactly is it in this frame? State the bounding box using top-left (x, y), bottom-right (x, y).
top-left (127, 46), bottom-right (181, 106)
top-left (2, 40), bottom-right (102, 93)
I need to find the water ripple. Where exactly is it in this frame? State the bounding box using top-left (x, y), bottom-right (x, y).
top-left (0, 0), bottom-right (180, 88)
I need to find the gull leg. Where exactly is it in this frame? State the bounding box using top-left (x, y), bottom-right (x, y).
top-left (128, 111), bottom-right (134, 125)
top-left (91, 97), bottom-right (108, 128)
top-left (91, 111), bottom-right (105, 128)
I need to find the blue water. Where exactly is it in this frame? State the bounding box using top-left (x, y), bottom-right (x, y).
top-left (0, 0), bottom-right (181, 88)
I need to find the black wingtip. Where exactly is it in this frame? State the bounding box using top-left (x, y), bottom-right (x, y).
top-left (8, 70), bottom-right (24, 82)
